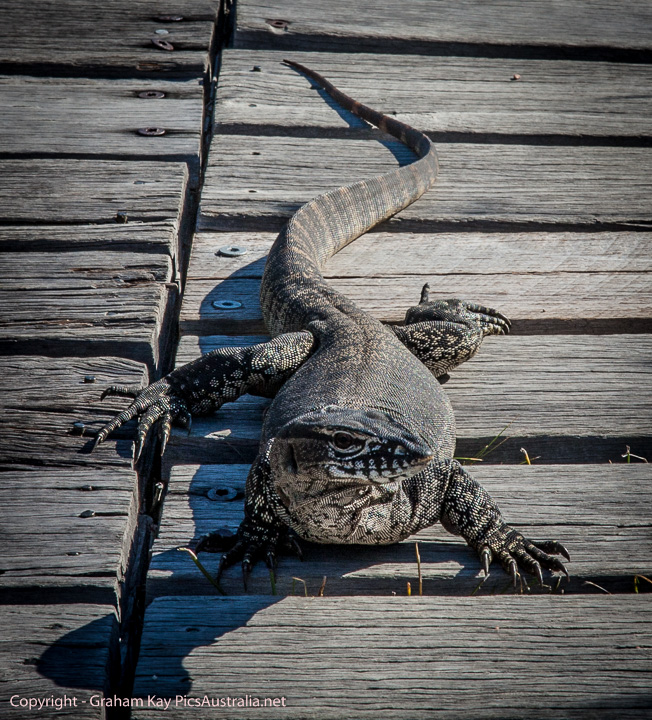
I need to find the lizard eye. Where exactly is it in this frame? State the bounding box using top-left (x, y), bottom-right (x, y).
top-left (332, 432), bottom-right (357, 450)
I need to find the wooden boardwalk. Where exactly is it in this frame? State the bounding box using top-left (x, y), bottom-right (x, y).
top-left (2, 0), bottom-right (652, 718)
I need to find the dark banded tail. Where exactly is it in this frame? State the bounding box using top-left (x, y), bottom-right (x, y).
top-left (260, 60), bottom-right (439, 335)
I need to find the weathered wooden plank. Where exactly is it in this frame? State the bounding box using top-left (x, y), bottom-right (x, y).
top-left (199, 138), bottom-right (652, 230)
top-left (164, 334), bottom-right (652, 466)
top-left (0, 222), bottom-right (177, 255)
top-left (0, 467), bottom-right (137, 602)
top-left (147, 464), bottom-right (652, 598)
top-left (180, 231), bottom-right (652, 334)
top-left (0, 356), bottom-right (149, 467)
top-left (0, 77), bottom-right (203, 167)
top-left (1, 604), bottom-right (116, 718)
top-left (0, 250), bottom-right (172, 288)
top-left (235, 0), bottom-right (652, 58)
top-left (133, 595), bottom-right (652, 719)
top-left (0, 159), bottom-right (188, 224)
top-left (216, 51), bottom-right (652, 139)
top-left (0, 285), bottom-right (175, 370)
top-left (0, 0), bottom-right (218, 76)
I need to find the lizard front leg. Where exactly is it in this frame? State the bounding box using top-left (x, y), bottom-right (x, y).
top-left (391, 283), bottom-right (510, 378)
top-left (404, 460), bottom-right (570, 585)
top-left (92, 331), bottom-right (315, 459)
top-left (194, 439), bottom-right (300, 590)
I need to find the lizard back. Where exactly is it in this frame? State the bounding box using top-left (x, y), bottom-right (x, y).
top-left (260, 60), bottom-right (439, 336)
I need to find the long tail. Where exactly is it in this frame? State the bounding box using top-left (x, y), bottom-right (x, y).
top-left (261, 60), bottom-right (439, 335)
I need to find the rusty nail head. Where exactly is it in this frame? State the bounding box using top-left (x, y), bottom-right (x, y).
top-left (138, 127), bottom-right (166, 136)
top-left (157, 14), bottom-right (183, 21)
top-left (151, 37), bottom-right (175, 51)
top-left (212, 299), bottom-right (242, 310)
top-left (511, 73), bottom-right (521, 81)
top-left (138, 90), bottom-right (166, 99)
top-left (217, 245), bottom-right (247, 257)
top-left (266, 18), bottom-right (289, 29)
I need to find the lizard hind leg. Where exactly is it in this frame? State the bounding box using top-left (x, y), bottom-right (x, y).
top-left (391, 284), bottom-right (511, 377)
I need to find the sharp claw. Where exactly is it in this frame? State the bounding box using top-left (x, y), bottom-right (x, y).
top-left (91, 434), bottom-right (104, 452)
top-left (242, 561), bottom-right (251, 591)
top-left (134, 437), bottom-right (144, 463)
top-left (290, 536), bottom-right (304, 561)
top-left (216, 555), bottom-right (229, 584)
top-left (535, 562), bottom-right (544, 587)
top-left (480, 546), bottom-right (492, 577)
top-left (420, 283), bottom-right (431, 304)
top-left (509, 560), bottom-right (519, 588)
top-left (558, 543), bottom-right (571, 562)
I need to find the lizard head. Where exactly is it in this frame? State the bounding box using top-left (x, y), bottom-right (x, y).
top-left (270, 405), bottom-right (434, 486)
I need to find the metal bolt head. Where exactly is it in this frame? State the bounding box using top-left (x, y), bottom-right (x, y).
top-left (83, 375), bottom-right (96, 383)
top-left (72, 421), bottom-right (86, 434)
top-left (138, 127), bottom-right (166, 136)
top-left (207, 486), bottom-right (239, 502)
top-left (251, 65), bottom-right (262, 72)
top-left (115, 211), bottom-right (128, 223)
top-left (138, 90), bottom-right (165, 99)
top-left (212, 299), bottom-right (242, 310)
top-left (151, 37), bottom-right (175, 51)
top-left (155, 28), bottom-right (169, 35)
top-left (217, 245), bottom-right (247, 257)
top-left (266, 18), bottom-right (290, 29)
top-left (79, 510), bottom-right (95, 518)
top-left (80, 484), bottom-right (94, 491)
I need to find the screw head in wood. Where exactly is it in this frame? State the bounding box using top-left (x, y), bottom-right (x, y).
top-left (151, 37), bottom-right (175, 51)
top-left (266, 18), bottom-right (290, 29)
top-left (138, 90), bottom-right (165, 99)
top-left (212, 299), bottom-right (242, 309)
top-left (138, 127), bottom-right (166, 136)
top-left (217, 245), bottom-right (247, 257)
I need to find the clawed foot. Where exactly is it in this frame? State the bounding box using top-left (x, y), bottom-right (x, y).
top-left (194, 523), bottom-right (303, 591)
top-left (478, 530), bottom-right (570, 588)
top-left (93, 380), bottom-right (190, 460)
top-left (406, 284), bottom-right (511, 336)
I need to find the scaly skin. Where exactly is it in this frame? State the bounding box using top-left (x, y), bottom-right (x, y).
top-left (94, 60), bottom-right (569, 590)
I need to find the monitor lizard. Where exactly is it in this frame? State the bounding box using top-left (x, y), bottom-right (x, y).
top-left (93, 60), bottom-right (569, 589)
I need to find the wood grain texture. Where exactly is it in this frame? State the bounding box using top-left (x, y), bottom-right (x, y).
top-left (181, 230), bottom-right (652, 334)
top-left (0, 0), bottom-right (218, 75)
top-left (0, 76), bottom-right (203, 165)
top-left (0, 466), bottom-right (137, 601)
top-left (164, 334), bottom-right (652, 466)
top-left (0, 222), bottom-right (178, 255)
top-left (235, 0), bottom-right (652, 57)
top-left (216, 50), bottom-right (652, 139)
top-left (0, 604), bottom-right (117, 718)
top-left (0, 159), bottom-right (189, 223)
top-left (133, 595), bottom-right (652, 719)
top-left (0, 356), bottom-right (149, 468)
top-left (199, 137), bottom-right (652, 230)
top-left (146, 463), bottom-right (652, 598)
top-left (0, 251), bottom-right (176, 370)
